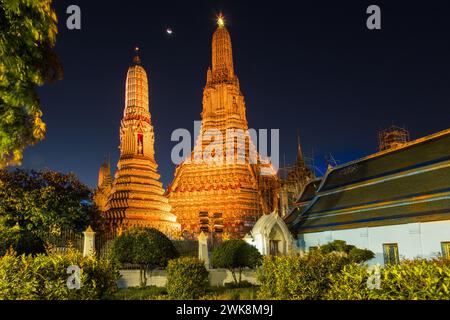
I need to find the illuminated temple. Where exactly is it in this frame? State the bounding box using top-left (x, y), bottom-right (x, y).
top-left (167, 17), bottom-right (279, 239)
top-left (94, 49), bottom-right (180, 236)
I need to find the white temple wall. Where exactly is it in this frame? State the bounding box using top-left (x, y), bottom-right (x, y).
top-left (298, 220), bottom-right (450, 265)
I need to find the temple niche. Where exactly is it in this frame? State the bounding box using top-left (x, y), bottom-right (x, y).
top-left (167, 17), bottom-right (279, 240)
top-left (94, 48), bottom-right (180, 238)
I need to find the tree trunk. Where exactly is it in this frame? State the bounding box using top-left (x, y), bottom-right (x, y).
top-left (230, 269), bottom-right (238, 284)
top-left (239, 267), bottom-right (242, 284)
top-left (143, 268), bottom-right (147, 287)
top-left (140, 266), bottom-right (148, 288)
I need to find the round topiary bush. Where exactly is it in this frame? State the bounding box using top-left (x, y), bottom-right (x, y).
top-left (110, 227), bottom-right (178, 287)
top-left (166, 257), bottom-right (209, 300)
top-left (210, 239), bottom-right (262, 284)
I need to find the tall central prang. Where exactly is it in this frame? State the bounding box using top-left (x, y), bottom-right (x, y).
top-left (167, 16), bottom-right (279, 240)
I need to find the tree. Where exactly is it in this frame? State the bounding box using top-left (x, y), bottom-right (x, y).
top-left (110, 228), bottom-right (179, 287)
top-left (0, 0), bottom-right (63, 167)
top-left (0, 169), bottom-right (100, 254)
top-left (0, 219), bottom-right (45, 256)
top-left (210, 239), bottom-right (262, 284)
top-left (320, 240), bottom-right (375, 264)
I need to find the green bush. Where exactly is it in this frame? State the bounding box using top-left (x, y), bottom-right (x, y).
top-left (326, 258), bottom-right (450, 300)
top-left (211, 240), bottom-right (262, 284)
top-left (0, 219), bottom-right (45, 256)
top-left (0, 249), bottom-right (119, 300)
top-left (166, 257), bottom-right (209, 300)
top-left (257, 251), bottom-right (350, 300)
top-left (110, 228), bottom-right (178, 287)
top-left (320, 240), bottom-right (375, 263)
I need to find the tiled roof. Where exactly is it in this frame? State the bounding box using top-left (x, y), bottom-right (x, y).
top-left (288, 128), bottom-right (450, 234)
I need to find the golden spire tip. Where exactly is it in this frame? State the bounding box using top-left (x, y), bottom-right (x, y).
top-left (217, 14), bottom-right (225, 28)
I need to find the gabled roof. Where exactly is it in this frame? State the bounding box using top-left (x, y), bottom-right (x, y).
top-left (289, 128), bottom-right (450, 234)
top-left (284, 178), bottom-right (321, 225)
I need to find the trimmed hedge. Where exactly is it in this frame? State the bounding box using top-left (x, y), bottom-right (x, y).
top-left (326, 258), bottom-right (450, 300)
top-left (257, 251), bottom-right (350, 300)
top-left (166, 257), bottom-right (209, 300)
top-left (0, 249), bottom-right (119, 300)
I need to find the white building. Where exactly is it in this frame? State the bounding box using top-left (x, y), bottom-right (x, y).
top-left (252, 128), bottom-right (450, 265)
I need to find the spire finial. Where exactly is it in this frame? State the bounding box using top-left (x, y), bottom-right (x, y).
top-left (217, 13), bottom-right (225, 28)
top-left (297, 130), bottom-right (303, 162)
top-left (133, 46), bottom-right (141, 65)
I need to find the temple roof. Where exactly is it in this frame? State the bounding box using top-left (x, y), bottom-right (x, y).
top-left (284, 178), bottom-right (321, 225)
top-left (287, 128), bottom-right (450, 234)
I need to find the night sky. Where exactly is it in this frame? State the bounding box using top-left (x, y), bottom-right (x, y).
top-left (21, 0), bottom-right (450, 188)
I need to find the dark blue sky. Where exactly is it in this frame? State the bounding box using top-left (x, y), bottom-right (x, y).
top-left (22, 0), bottom-right (450, 188)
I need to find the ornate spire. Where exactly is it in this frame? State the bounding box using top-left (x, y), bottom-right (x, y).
top-left (98, 158), bottom-right (111, 187)
top-left (167, 15), bottom-right (279, 240)
top-left (212, 14), bottom-right (235, 82)
top-left (296, 131), bottom-right (304, 164)
top-left (125, 47), bottom-right (149, 112)
top-left (98, 49), bottom-right (180, 237)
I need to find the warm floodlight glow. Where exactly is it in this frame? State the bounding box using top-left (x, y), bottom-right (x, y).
top-left (217, 14), bottom-right (225, 27)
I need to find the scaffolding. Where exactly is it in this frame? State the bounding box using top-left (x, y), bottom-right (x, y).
top-left (378, 125), bottom-right (410, 151)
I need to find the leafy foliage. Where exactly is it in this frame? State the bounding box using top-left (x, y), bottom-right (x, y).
top-left (110, 228), bottom-right (178, 287)
top-left (0, 249), bottom-right (119, 300)
top-left (257, 251), bottom-right (351, 300)
top-left (0, 220), bottom-right (45, 256)
top-left (0, 169), bottom-right (100, 254)
top-left (166, 257), bottom-right (209, 300)
top-left (210, 239), bottom-right (262, 284)
top-left (320, 240), bottom-right (375, 263)
top-left (326, 258), bottom-right (450, 300)
top-left (0, 0), bottom-right (63, 166)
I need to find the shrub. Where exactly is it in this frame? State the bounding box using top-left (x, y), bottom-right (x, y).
top-left (0, 249), bottom-right (119, 300)
top-left (257, 251), bottom-right (350, 300)
top-left (320, 240), bottom-right (375, 263)
top-left (324, 263), bottom-right (374, 300)
top-left (166, 257), bottom-right (209, 300)
top-left (110, 228), bottom-right (178, 287)
top-left (326, 257), bottom-right (450, 300)
top-left (210, 240), bottom-right (262, 284)
top-left (0, 219), bottom-right (45, 256)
